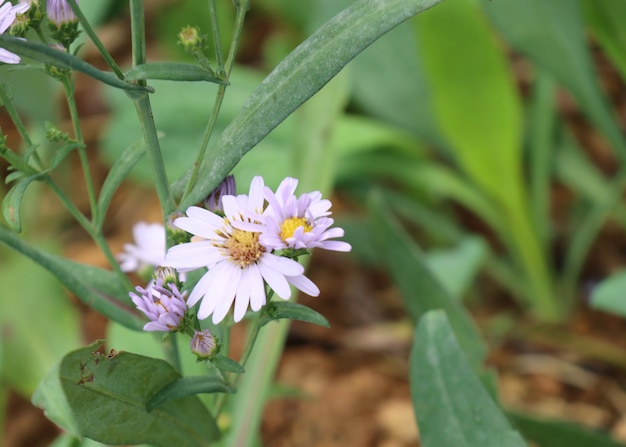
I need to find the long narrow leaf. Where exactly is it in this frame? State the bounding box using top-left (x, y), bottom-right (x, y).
top-left (0, 35), bottom-right (152, 93)
top-left (0, 225), bottom-right (143, 330)
top-left (125, 63), bottom-right (228, 84)
top-left (411, 311), bottom-right (527, 447)
top-left (173, 0), bottom-right (445, 208)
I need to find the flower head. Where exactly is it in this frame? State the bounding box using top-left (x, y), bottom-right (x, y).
top-left (130, 279), bottom-right (188, 332)
top-left (46, 0), bottom-right (79, 48)
top-left (260, 177), bottom-right (352, 252)
top-left (0, 0), bottom-right (30, 64)
top-left (118, 222), bottom-right (166, 274)
top-left (190, 329), bottom-right (217, 359)
top-left (165, 176), bottom-right (319, 324)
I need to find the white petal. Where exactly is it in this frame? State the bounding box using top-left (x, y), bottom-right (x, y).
top-left (165, 241), bottom-right (219, 269)
top-left (222, 195), bottom-right (240, 219)
top-left (318, 240), bottom-right (352, 252)
top-left (248, 263), bottom-right (266, 311)
top-left (185, 206), bottom-right (225, 228)
top-left (287, 274), bottom-right (320, 297)
top-left (187, 270), bottom-right (212, 307)
top-left (233, 268), bottom-right (251, 322)
top-left (261, 254), bottom-right (304, 276)
top-left (211, 265), bottom-right (241, 323)
top-left (0, 48), bottom-right (20, 64)
top-left (248, 176), bottom-right (266, 211)
top-left (175, 216), bottom-right (222, 240)
top-left (259, 261), bottom-right (291, 299)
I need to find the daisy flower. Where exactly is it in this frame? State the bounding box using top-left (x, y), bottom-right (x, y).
top-left (118, 222), bottom-right (166, 273)
top-left (259, 177), bottom-right (352, 252)
top-left (165, 176), bottom-right (319, 324)
top-left (0, 0), bottom-right (30, 64)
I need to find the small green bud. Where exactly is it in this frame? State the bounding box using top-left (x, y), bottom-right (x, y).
top-left (45, 121), bottom-right (70, 142)
top-left (177, 26), bottom-right (206, 55)
top-left (44, 62), bottom-right (70, 80)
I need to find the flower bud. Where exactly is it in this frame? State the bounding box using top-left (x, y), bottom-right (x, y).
top-left (47, 0), bottom-right (80, 48)
top-left (190, 329), bottom-right (217, 360)
top-left (45, 121), bottom-right (69, 142)
top-left (204, 174), bottom-right (236, 214)
top-left (177, 26), bottom-right (206, 55)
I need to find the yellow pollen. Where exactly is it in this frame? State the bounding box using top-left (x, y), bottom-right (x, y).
top-left (223, 228), bottom-right (264, 268)
top-left (280, 217), bottom-right (312, 241)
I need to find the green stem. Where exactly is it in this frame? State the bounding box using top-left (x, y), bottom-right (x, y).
top-left (128, 0), bottom-right (174, 220)
top-left (163, 333), bottom-right (182, 373)
top-left (61, 75), bottom-right (98, 224)
top-left (208, 0), bottom-right (224, 72)
top-left (132, 94), bottom-right (175, 219)
top-left (180, 0), bottom-right (250, 203)
top-left (66, 0), bottom-right (124, 79)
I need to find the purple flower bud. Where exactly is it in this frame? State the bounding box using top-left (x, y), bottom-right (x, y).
top-left (190, 329), bottom-right (216, 359)
top-left (204, 175), bottom-right (236, 214)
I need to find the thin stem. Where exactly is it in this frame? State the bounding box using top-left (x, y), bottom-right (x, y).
top-left (132, 94), bottom-right (175, 219)
top-left (208, 0), bottom-right (224, 72)
top-left (61, 75), bottom-right (98, 224)
top-left (163, 333), bottom-right (182, 373)
top-left (180, 0), bottom-right (250, 203)
top-left (129, 0), bottom-right (146, 70)
top-left (66, 0), bottom-right (124, 79)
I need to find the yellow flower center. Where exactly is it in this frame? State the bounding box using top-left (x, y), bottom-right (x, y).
top-left (222, 228), bottom-right (265, 268)
top-left (280, 217), bottom-right (312, 241)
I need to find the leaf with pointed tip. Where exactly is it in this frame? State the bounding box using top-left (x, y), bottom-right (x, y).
top-left (173, 0), bottom-right (445, 208)
top-left (147, 376), bottom-right (233, 412)
top-left (125, 63), bottom-right (228, 84)
top-left (2, 173), bottom-right (45, 232)
top-left (259, 301), bottom-right (330, 328)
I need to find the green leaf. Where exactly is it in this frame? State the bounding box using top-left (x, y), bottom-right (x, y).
top-left (173, 0), bottom-right (446, 209)
top-left (0, 35), bottom-right (153, 93)
top-left (0, 225), bottom-right (143, 330)
top-left (259, 301), bottom-right (330, 328)
top-left (417, 0), bottom-right (523, 206)
top-left (590, 270), bottom-right (626, 318)
top-left (369, 192), bottom-right (487, 368)
top-left (95, 140), bottom-right (146, 227)
top-left (48, 141), bottom-right (84, 171)
top-left (509, 412), bottom-right (626, 447)
top-left (481, 0), bottom-right (626, 158)
top-left (410, 311), bottom-right (527, 447)
top-left (212, 353), bottom-right (245, 374)
top-left (2, 173), bottom-right (45, 232)
top-left (147, 376), bottom-right (233, 411)
top-left (124, 63), bottom-right (228, 84)
top-left (54, 341), bottom-right (220, 446)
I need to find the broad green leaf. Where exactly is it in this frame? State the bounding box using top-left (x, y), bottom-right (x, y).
top-left (0, 225), bottom-right (143, 330)
top-left (124, 63), bottom-right (228, 83)
top-left (0, 250), bottom-right (81, 396)
top-left (2, 173), bottom-right (45, 232)
top-left (509, 412), bottom-right (626, 447)
top-left (590, 270), bottom-right (626, 318)
top-left (410, 311), bottom-right (527, 447)
top-left (259, 301), bottom-right (330, 328)
top-left (584, 0), bottom-right (626, 82)
top-left (369, 192), bottom-right (487, 368)
top-left (55, 341), bottom-right (220, 446)
top-left (212, 354), bottom-right (245, 374)
top-left (147, 376), bottom-right (233, 411)
top-left (416, 0), bottom-right (523, 205)
top-left (0, 35), bottom-right (152, 94)
top-left (173, 0), bottom-right (446, 209)
top-left (481, 0), bottom-right (626, 158)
